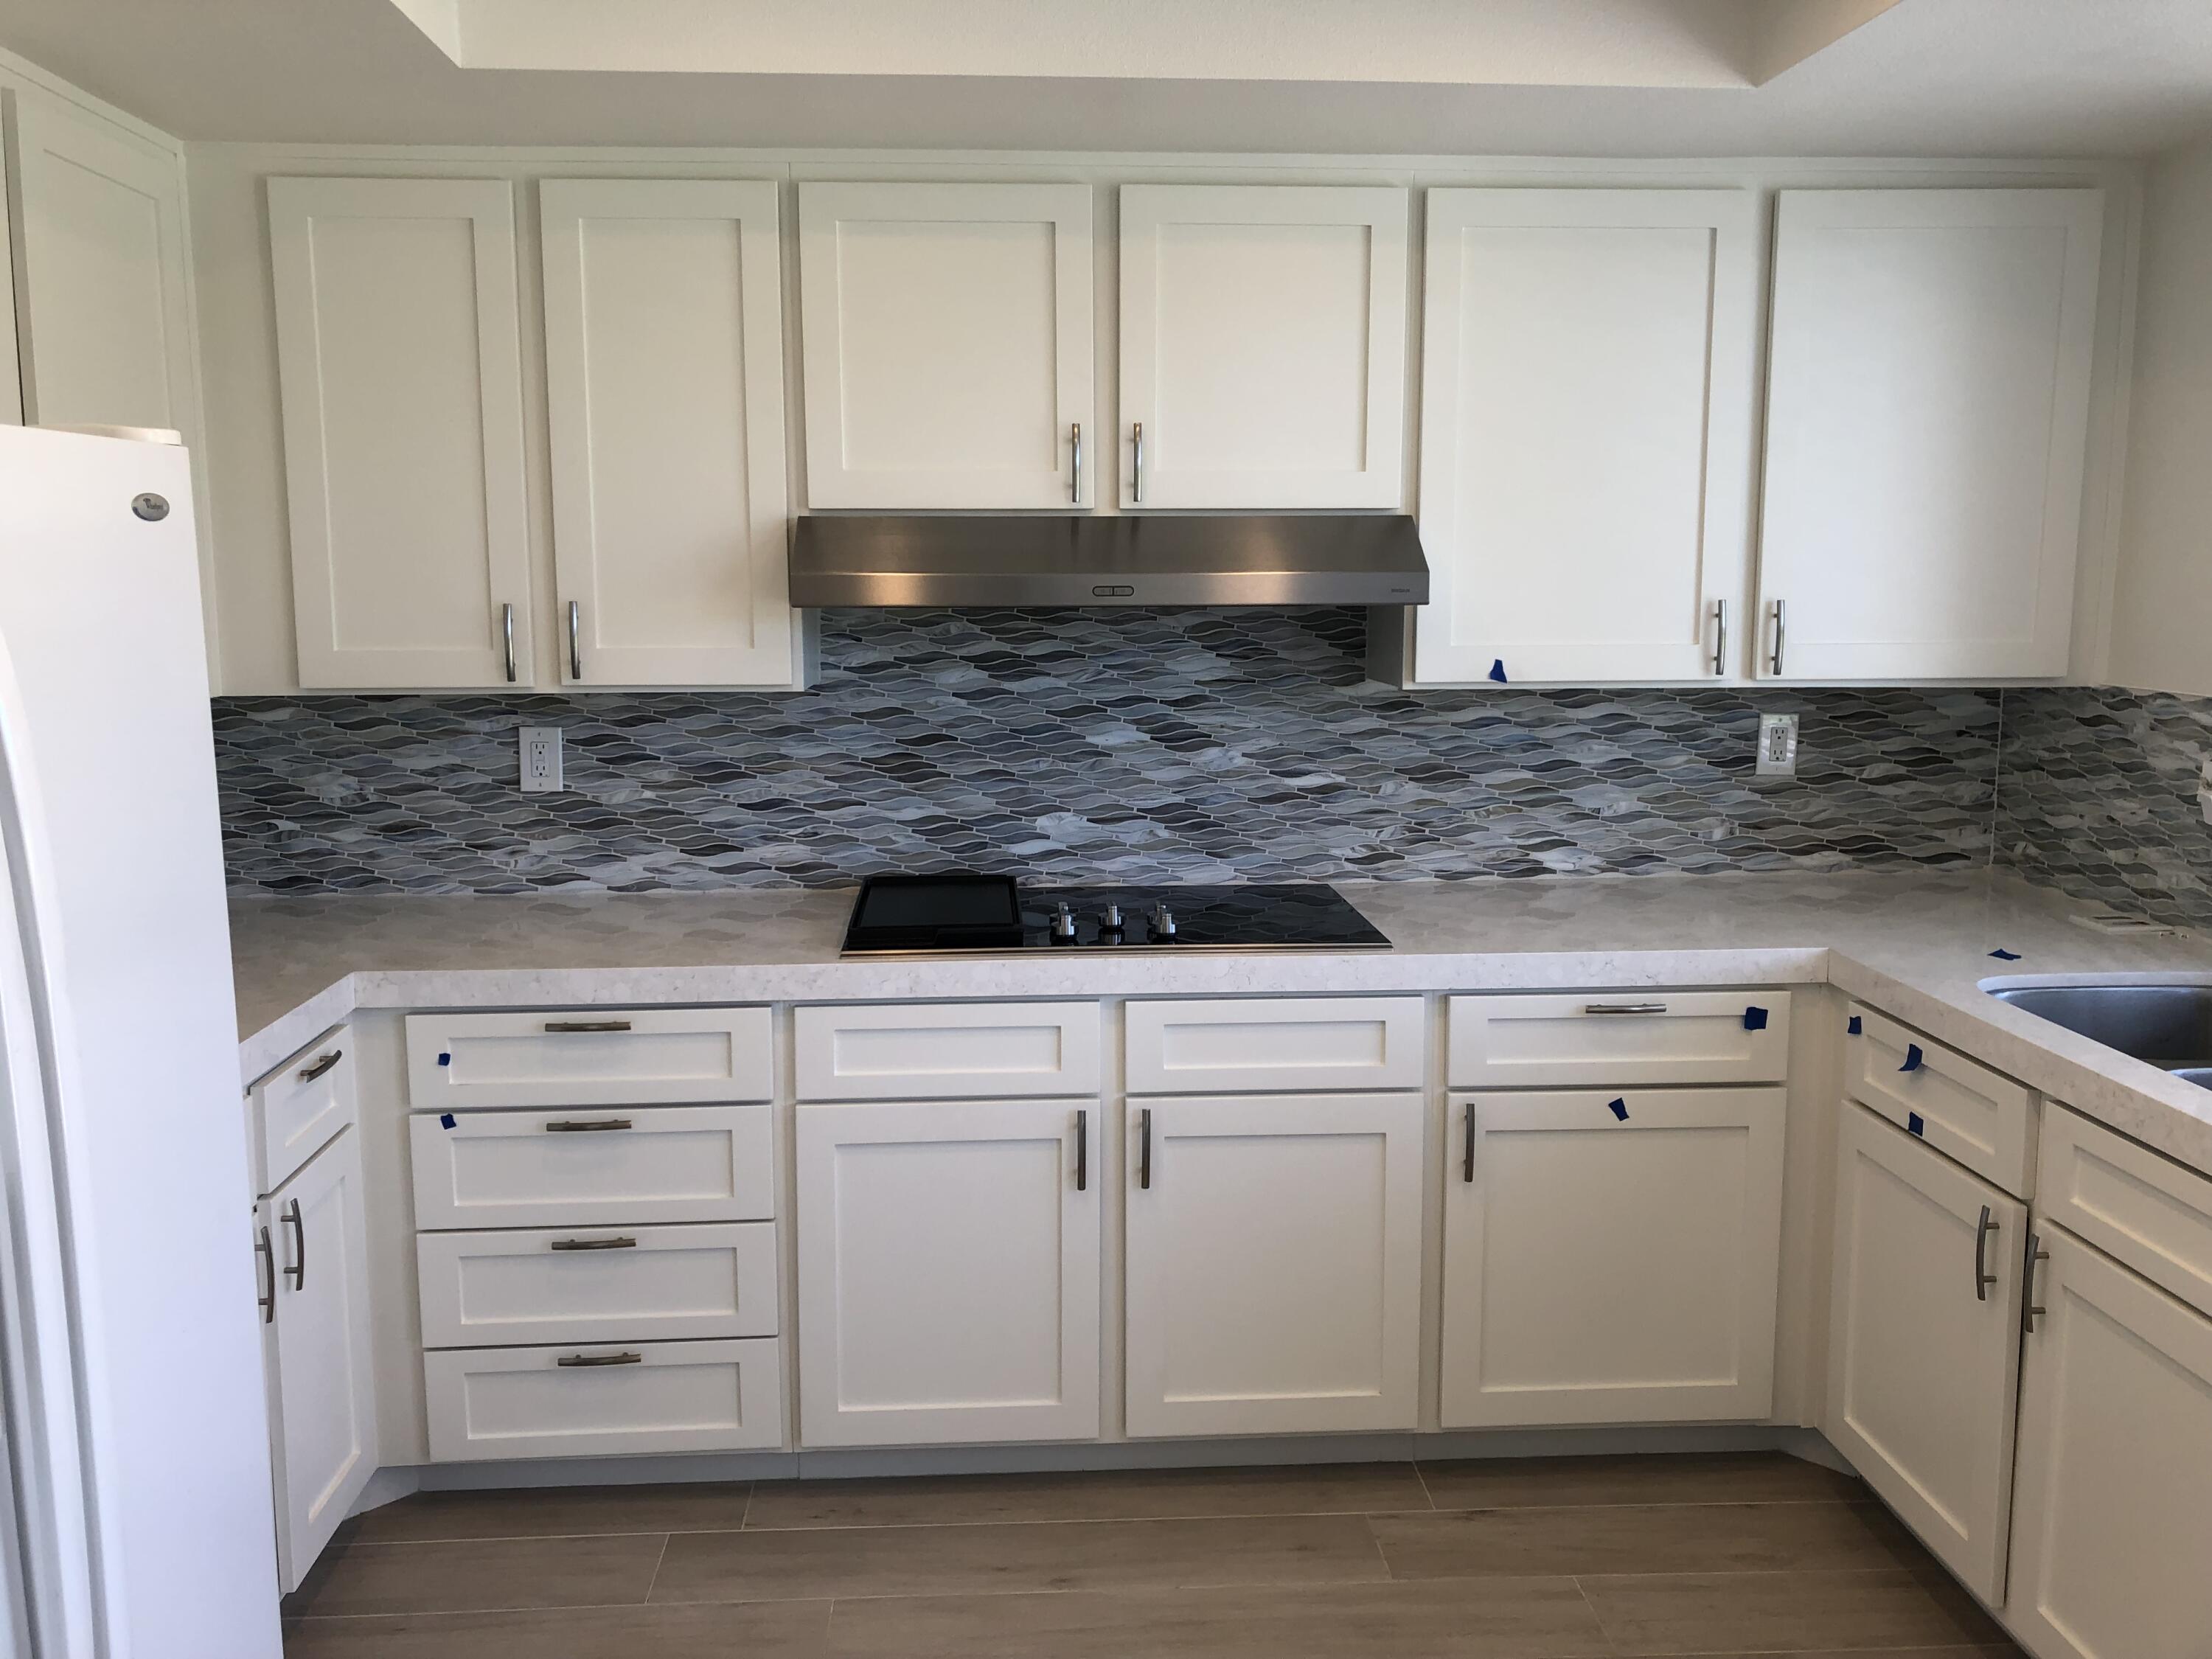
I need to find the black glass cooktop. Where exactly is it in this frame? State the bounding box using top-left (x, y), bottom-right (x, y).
top-left (841, 874), bottom-right (1391, 956)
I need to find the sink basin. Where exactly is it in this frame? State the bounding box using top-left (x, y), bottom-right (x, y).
top-left (1988, 984), bottom-right (2212, 1070)
top-left (2176, 1068), bottom-right (2212, 1091)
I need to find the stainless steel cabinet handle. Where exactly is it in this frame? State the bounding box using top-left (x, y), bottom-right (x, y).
top-left (1768, 598), bottom-right (1787, 677)
top-left (1075, 1108), bottom-right (1088, 1192)
top-left (1139, 1107), bottom-right (1152, 1190)
top-left (544, 1020), bottom-right (632, 1034)
top-left (1974, 1205), bottom-right (1999, 1301)
top-left (544, 1117), bottom-right (633, 1133)
top-left (502, 602), bottom-right (517, 684)
top-left (556, 1352), bottom-right (643, 1368)
top-left (1711, 599), bottom-right (1728, 678)
top-left (1132, 422), bottom-right (1145, 504)
top-left (1585, 1002), bottom-right (1667, 1016)
top-left (298, 1049), bottom-right (343, 1083)
top-left (2023, 1231), bottom-right (2051, 1332)
top-left (1070, 421), bottom-right (1083, 504)
top-left (551, 1237), bottom-right (638, 1252)
top-left (282, 1197), bottom-right (306, 1291)
top-left (1462, 1101), bottom-right (1476, 1183)
top-left (256, 1225), bottom-right (275, 1324)
top-left (567, 599), bottom-right (583, 682)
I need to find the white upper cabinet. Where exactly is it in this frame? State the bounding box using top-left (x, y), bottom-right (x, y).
top-left (268, 176), bottom-right (535, 689)
top-left (799, 181), bottom-right (1096, 509)
top-left (541, 179), bottom-right (795, 687)
top-left (7, 97), bottom-right (194, 437)
top-left (1757, 188), bottom-right (2104, 681)
top-left (1118, 185), bottom-right (1408, 509)
top-left (1413, 189), bottom-right (1757, 685)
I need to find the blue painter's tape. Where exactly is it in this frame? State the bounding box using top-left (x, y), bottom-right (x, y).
top-left (1608, 1098), bottom-right (1629, 1121)
top-left (438, 1052), bottom-right (451, 1066)
top-left (1989, 948), bottom-right (2022, 961)
top-left (1907, 1111), bottom-right (1925, 1138)
top-left (1901, 1043), bottom-right (1924, 1074)
top-left (1743, 1006), bottom-right (1770, 1032)
top-left (1847, 1015), bottom-right (1863, 1035)
top-left (439, 1112), bottom-right (456, 1129)
top-left (1488, 659), bottom-right (1509, 684)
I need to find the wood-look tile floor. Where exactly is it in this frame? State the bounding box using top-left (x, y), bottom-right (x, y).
top-left (282, 1453), bottom-right (2025, 1658)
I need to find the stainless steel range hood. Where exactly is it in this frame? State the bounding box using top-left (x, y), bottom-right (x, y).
top-left (788, 514), bottom-right (1430, 608)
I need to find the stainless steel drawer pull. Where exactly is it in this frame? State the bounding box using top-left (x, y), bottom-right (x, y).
top-left (1132, 421), bottom-right (1146, 504)
top-left (1768, 598), bottom-right (1787, 676)
top-left (550, 1237), bottom-right (638, 1252)
top-left (1461, 1101), bottom-right (1476, 1184)
top-left (297, 1050), bottom-right (344, 1083)
top-left (502, 602), bottom-right (517, 684)
top-left (257, 1225), bottom-right (276, 1324)
top-left (544, 1020), bottom-right (633, 1034)
top-left (1074, 1108), bottom-right (1088, 1192)
top-left (556, 1352), bottom-right (643, 1368)
top-left (1711, 599), bottom-right (1728, 677)
top-left (1974, 1205), bottom-right (1999, 1301)
top-left (567, 599), bottom-right (583, 682)
top-left (1139, 1107), bottom-right (1152, 1190)
top-left (1584, 1002), bottom-right (1668, 1015)
top-left (2023, 1232), bottom-right (2051, 1332)
top-left (544, 1118), bottom-right (633, 1133)
top-left (282, 1197), bottom-right (306, 1290)
top-left (1070, 420), bottom-right (1083, 504)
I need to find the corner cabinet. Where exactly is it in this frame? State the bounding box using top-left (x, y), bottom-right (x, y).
top-left (540, 179), bottom-right (797, 687)
top-left (1413, 189), bottom-right (1758, 686)
top-left (1756, 188), bottom-right (2103, 681)
top-left (797, 181), bottom-right (1096, 509)
top-left (1117, 185), bottom-right (1408, 509)
top-left (268, 177), bottom-right (536, 689)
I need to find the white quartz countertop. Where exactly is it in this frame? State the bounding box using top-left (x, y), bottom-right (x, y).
top-left (229, 870), bottom-right (2212, 1177)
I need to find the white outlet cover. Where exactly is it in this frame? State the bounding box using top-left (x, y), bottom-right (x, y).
top-left (1756, 713), bottom-right (1800, 778)
top-left (519, 726), bottom-right (563, 793)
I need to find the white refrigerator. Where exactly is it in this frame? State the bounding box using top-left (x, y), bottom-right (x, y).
top-left (0, 425), bottom-right (282, 1657)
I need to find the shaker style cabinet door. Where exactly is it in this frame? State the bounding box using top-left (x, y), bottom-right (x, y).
top-left (268, 176), bottom-right (535, 689)
top-left (1413, 189), bottom-right (1757, 685)
top-left (1826, 1105), bottom-right (2025, 1604)
top-left (1118, 184), bottom-right (1408, 509)
top-left (796, 1098), bottom-right (1100, 1447)
top-left (799, 182), bottom-right (1095, 509)
top-left (540, 179), bottom-right (796, 687)
top-left (1756, 188), bottom-right (2103, 681)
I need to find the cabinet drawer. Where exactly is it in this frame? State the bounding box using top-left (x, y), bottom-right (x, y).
top-left (409, 1105), bottom-right (774, 1230)
top-left (2039, 1106), bottom-right (2212, 1321)
top-left (1447, 991), bottom-right (1791, 1088)
top-left (417, 1222), bottom-right (779, 1349)
top-left (249, 1024), bottom-right (355, 1194)
top-left (424, 1338), bottom-right (784, 1461)
top-left (1846, 1006), bottom-right (2034, 1197)
top-left (794, 1002), bottom-right (1099, 1100)
top-left (406, 1008), bottom-right (773, 1108)
top-left (1126, 998), bottom-right (1424, 1094)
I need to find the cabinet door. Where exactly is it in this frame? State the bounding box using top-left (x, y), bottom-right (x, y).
top-left (1757, 188), bottom-right (2102, 681)
top-left (2007, 1226), bottom-right (2212, 1659)
top-left (268, 177), bottom-right (535, 689)
top-left (1119, 185), bottom-right (1406, 509)
top-left (1827, 1105), bottom-right (2025, 1604)
top-left (541, 179), bottom-right (795, 687)
top-left (799, 182), bottom-right (1094, 509)
top-left (1413, 189), bottom-right (1756, 685)
top-left (1125, 1093), bottom-right (1423, 1437)
top-left (1441, 1088), bottom-right (1784, 1427)
top-left (264, 1128), bottom-right (375, 1593)
top-left (796, 1099), bottom-right (1099, 1446)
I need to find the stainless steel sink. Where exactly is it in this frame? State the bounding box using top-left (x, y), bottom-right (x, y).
top-left (1988, 984), bottom-right (2212, 1070)
top-left (2175, 1068), bottom-right (2212, 1091)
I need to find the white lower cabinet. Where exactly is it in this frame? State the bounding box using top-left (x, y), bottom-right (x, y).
top-left (796, 1099), bottom-right (1100, 1447)
top-left (1124, 1093), bottom-right (1423, 1437)
top-left (257, 1127), bottom-right (376, 1593)
top-left (2005, 1226), bottom-right (2212, 1658)
top-left (1827, 1104), bottom-right (2026, 1604)
top-left (1441, 1087), bottom-right (1785, 1427)
top-left (425, 1338), bottom-right (784, 1461)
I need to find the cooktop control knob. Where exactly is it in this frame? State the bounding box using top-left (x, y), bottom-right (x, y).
top-left (1050, 901), bottom-right (1077, 942)
top-left (1101, 902), bottom-right (1124, 936)
top-left (1150, 903), bottom-right (1178, 940)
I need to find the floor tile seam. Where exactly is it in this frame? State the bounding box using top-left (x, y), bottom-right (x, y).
top-left (648, 1568), bottom-right (1405, 1606)
top-left (734, 1505), bottom-right (1428, 1533)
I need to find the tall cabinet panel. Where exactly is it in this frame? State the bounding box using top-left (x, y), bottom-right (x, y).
top-left (268, 177), bottom-right (535, 689)
top-left (799, 182), bottom-right (1094, 509)
top-left (541, 179), bottom-right (795, 687)
top-left (1757, 188), bottom-right (2103, 681)
top-left (1413, 189), bottom-right (1756, 685)
top-left (1118, 185), bottom-right (1407, 509)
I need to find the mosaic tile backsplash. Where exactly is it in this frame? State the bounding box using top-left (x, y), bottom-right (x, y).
top-left (215, 608), bottom-right (2012, 894)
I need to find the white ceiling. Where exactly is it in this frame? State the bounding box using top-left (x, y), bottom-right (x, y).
top-left (4, 0), bottom-right (2212, 157)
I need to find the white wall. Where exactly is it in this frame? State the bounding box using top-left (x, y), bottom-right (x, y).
top-left (2109, 133), bottom-right (2212, 699)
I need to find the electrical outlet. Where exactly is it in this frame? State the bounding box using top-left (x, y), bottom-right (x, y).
top-left (1756, 713), bottom-right (1800, 778)
top-left (519, 727), bottom-right (563, 793)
